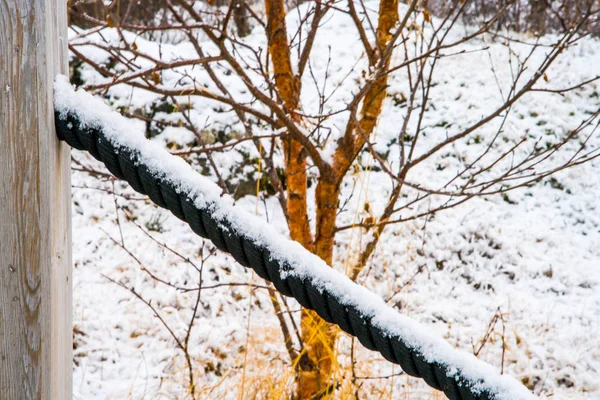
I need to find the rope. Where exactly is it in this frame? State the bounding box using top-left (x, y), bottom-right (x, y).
top-left (55, 108), bottom-right (517, 400)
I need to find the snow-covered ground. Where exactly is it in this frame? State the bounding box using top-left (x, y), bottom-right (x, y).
top-left (69, 2), bottom-right (600, 399)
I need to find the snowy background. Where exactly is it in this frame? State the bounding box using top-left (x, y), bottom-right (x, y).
top-left (68, 1), bottom-right (600, 398)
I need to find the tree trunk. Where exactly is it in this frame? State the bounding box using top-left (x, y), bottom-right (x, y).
top-left (264, 0), bottom-right (312, 248)
top-left (233, 0), bottom-right (252, 37)
top-left (264, 0), bottom-right (333, 396)
top-left (264, 0), bottom-right (399, 397)
top-left (297, 177), bottom-right (341, 398)
top-left (296, 0), bottom-right (399, 393)
top-left (529, 0), bottom-right (549, 34)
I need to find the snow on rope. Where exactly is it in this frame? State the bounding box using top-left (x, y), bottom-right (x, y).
top-left (53, 75), bottom-right (535, 400)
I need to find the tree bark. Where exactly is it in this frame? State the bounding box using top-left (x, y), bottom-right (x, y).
top-left (233, 0), bottom-right (252, 37)
top-left (299, 177), bottom-right (340, 398)
top-left (299, 1), bottom-right (400, 394)
top-left (264, 0), bottom-right (329, 397)
top-left (265, 0), bottom-right (312, 249)
top-left (264, 0), bottom-right (399, 397)
top-left (529, 0), bottom-right (549, 34)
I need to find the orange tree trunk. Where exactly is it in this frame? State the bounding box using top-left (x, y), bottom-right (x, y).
top-left (264, 0), bottom-right (312, 248)
top-left (264, 0), bottom-right (399, 397)
top-left (299, 176), bottom-right (340, 398)
top-left (264, 0), bottom-right (320, 396)
top-left (301, 0), bottom-right (400, 395)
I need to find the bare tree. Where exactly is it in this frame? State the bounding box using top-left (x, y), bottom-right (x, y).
top-left (67, 0), bottom-right (600, 397)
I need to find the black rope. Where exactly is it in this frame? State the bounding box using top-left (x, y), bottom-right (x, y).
top-left (55, 110), bottom-right (503, 400)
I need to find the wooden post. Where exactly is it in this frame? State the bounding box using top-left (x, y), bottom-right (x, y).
top-left (0, 1), bottom-right (72, 399)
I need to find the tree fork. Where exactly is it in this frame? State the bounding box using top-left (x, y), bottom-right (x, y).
top-left (296, 0), bottom-right (400, 393)
top-left (264, 0), bottom-right (332, 396)
top-left (263, 0), bottom-right (401, 396)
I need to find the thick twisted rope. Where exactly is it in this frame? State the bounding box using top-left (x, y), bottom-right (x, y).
top-left (54, 78), bottom-right (533, 400)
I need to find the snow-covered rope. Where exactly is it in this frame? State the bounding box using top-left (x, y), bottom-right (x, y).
top-left (53, 76), bottom-right (534, 400)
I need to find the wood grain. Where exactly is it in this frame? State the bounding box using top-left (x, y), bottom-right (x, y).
top-left (0, 0), bottom-right (72, 399)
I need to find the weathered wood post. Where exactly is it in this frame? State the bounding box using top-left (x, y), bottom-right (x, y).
top-left (0, 1), bottom-right (72, 399)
